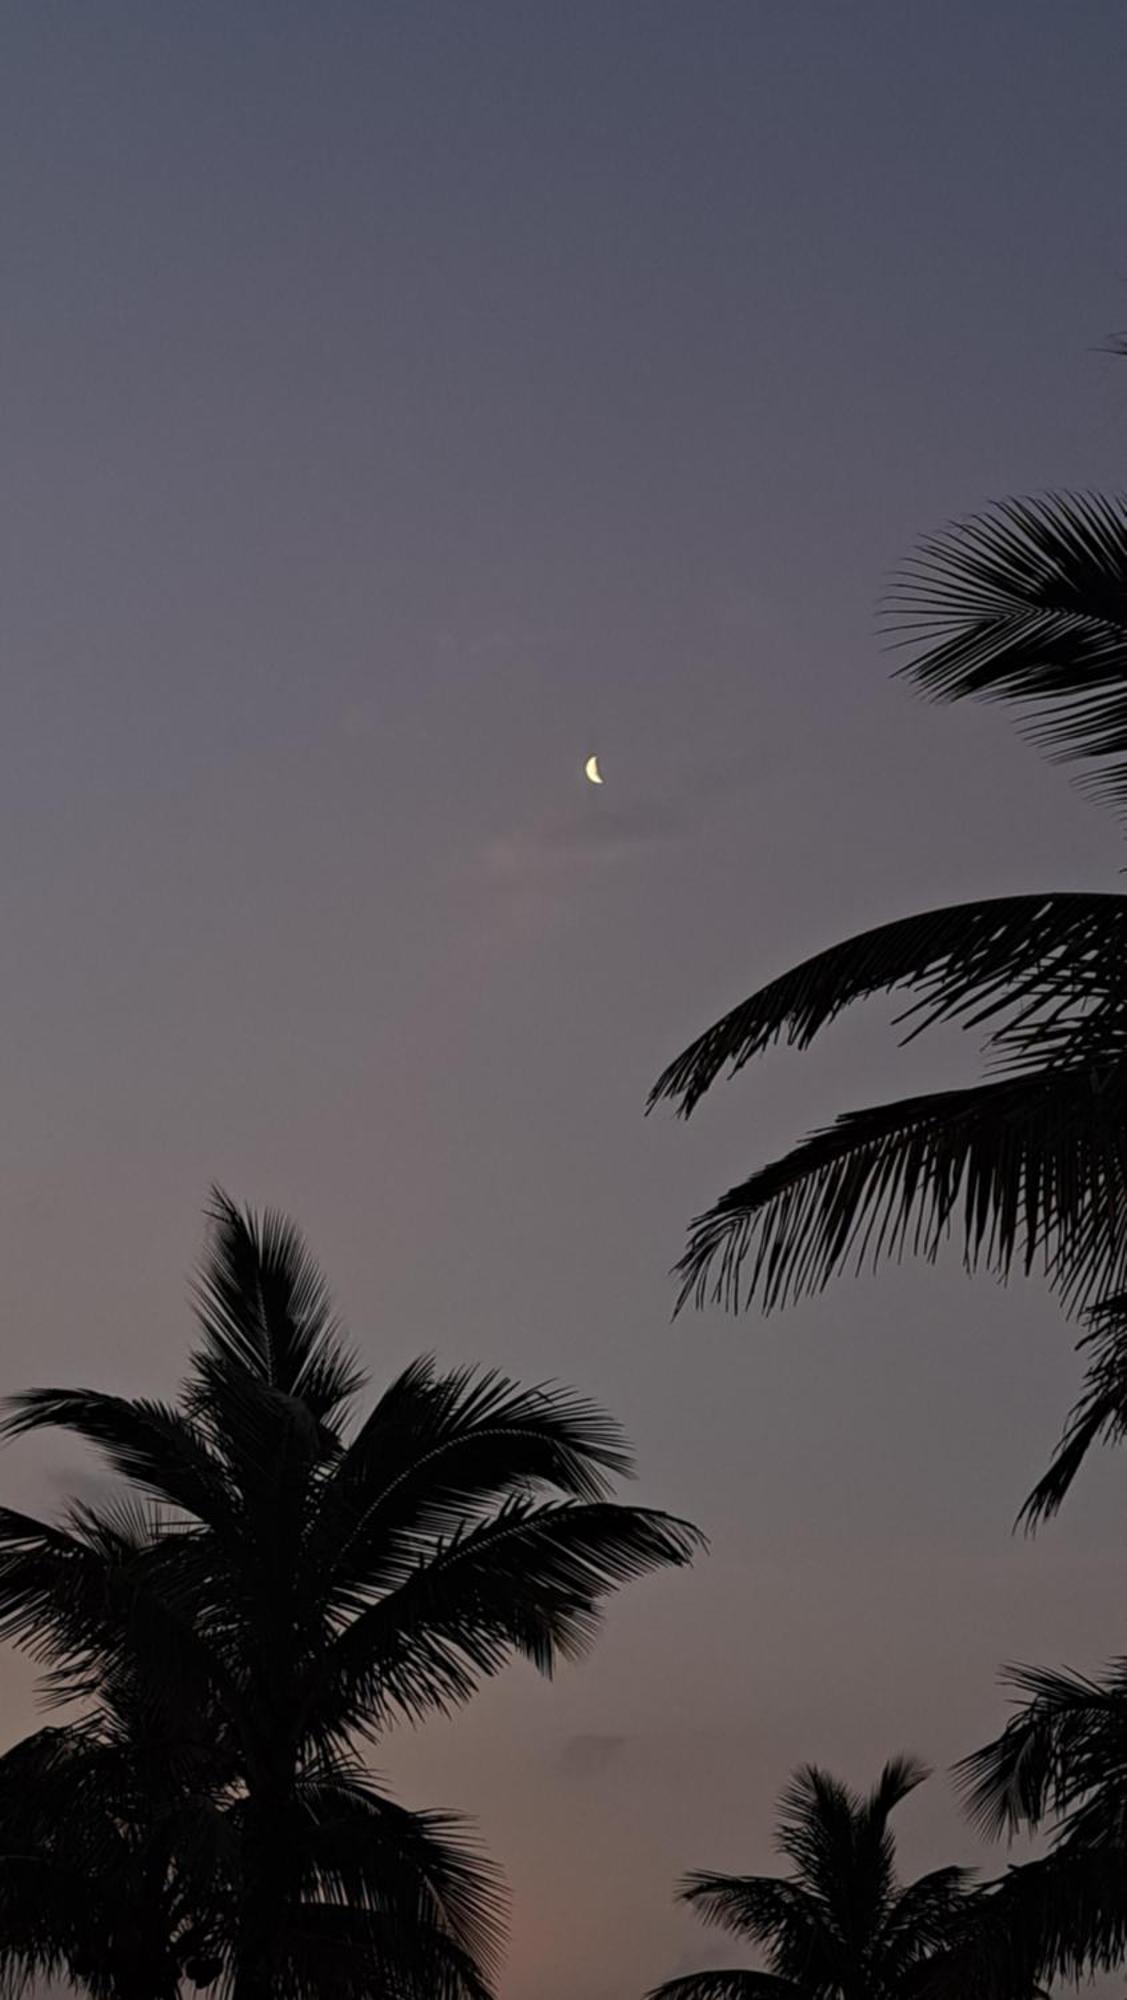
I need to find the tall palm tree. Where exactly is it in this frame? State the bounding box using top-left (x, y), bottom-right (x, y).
top-left (649, 1757), bottom-right (977, 2000)
top-left (650, 493), bottom-right (1127, 1511)
top-left (0, 1192), bottom-right (702, 2000)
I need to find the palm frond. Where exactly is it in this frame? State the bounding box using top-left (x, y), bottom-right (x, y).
top-left (309, 1361), bottom-right (636, 1606)
top-left (878, 1867), bottom-right (979, 1972)
top-left (279, 1898), bottom-right (494, 2000)
top-left (920, 1848), bottom-right (1127, 1997)
top-left (887, 494), bottom-right (1127, 815)
top-left (291, 1768), bottom-right (506, 1980)
top-left (313, 1498), bottom-right (703, 1738)
top-left (648, 1975), bottom-right (808, 2000)
top-left (867, 1755), bottom-right (931, 1823)
top-left (673, 1064), bottom-right (1127, 1315)
top-left (0, 1389), bottom-right (232, 1528)
top-left (1018, 1294), bottom-right (1127, 1526)
top-left (649, 894), bottom-right (1127, 1118)
top-left (956, 1662), bottom-right (1127, 1839)
top-left (192, 1189), bottom-right (364, 1422)
top-left (679, 1873), bottom-right (818, 1949)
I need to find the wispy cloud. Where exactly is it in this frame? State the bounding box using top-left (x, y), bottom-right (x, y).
top-left (471, 798), bottom-right (690, 892)
top-left (557, 1732), bottom-right (628, 1778)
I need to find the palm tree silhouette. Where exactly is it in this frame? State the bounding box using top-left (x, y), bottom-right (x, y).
top-left (649, 1758), bottom-right (976, 2000)
top-left (0, 1192), bottom-right (702, 2000)
top-left (944, 1659), bottom-right (1127, 1995)
top-left (651, 494), bottom-right (1127, 1512)
top-left (0, 1659), bottom-right (500, 2000)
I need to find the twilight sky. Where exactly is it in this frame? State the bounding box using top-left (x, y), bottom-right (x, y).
top-left (3, 7), bottom-right (1127, 1999)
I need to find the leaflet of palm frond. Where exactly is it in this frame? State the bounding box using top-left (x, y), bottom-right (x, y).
top-left (648, 894), bottom-right (1127, 1118)
top-left (1018, 1293), bottom-right (1127, 1527)
top-left (673, 1066), bottom-right (1127, 1315)
top-left (884, 495), bottom-right (1127, 814)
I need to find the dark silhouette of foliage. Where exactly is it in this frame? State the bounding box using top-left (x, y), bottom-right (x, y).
top-left (935, 1661), bottom-right (1127, 1994)
top-left (651, 489), bottom-right (1127, 1510)
top-left (648, 1757), bottom-right (979, 2000)
top-left (0, 1193), bottom-right (702, 2000)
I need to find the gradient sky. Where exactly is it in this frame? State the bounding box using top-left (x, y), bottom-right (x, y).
top-left (3, 7), bottom-right (1127, 1999)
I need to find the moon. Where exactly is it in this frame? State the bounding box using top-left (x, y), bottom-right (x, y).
top-left (584, 754), bottom-right (604, 785)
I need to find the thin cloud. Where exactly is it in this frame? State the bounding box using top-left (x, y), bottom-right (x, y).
top-left (557, 1732), bottom-right (628, 1777)
top-left (473, 799), bottom-right (689, 888)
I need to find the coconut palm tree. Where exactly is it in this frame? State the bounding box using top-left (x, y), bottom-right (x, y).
top-left (0, 1655), bottom-right (500, 2000)
top-left (939, 1659), bottom-right (1127, 1995)
top-left (0, 1192), bottom-right (702, 2000)
top-left (648, 1757), bottom-right (978, 2000)
top-left (650, 493), bottom-right (1127, 1511)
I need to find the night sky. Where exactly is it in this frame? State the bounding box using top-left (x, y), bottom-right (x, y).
top-left (3, 8), bottom-right (1127, 2000)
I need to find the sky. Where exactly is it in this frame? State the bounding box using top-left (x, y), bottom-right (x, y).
top-left (2, 5), bottom-right (1127, 1998)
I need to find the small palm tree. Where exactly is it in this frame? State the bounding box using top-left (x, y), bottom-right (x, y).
top-left (651, 493), bottom-right (1127, 1512)
top-left (0, 1193), bottom-right (702, 2000)
top-left (649, 1757), bottom-right (976, 2000)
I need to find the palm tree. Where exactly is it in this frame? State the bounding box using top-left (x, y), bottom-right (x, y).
top-left (650, 493), bottom-right (1127, 1511)
top-left (940, 1660), bottom-right (1127, 1994)
top-left (0, 1657), bottom-right (500, 2000)
top-left (0, 1192), bottom-right (702, 2000)
top-left (649, 1757), bottom-right (977, 2000)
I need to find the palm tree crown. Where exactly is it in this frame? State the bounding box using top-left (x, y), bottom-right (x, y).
top-left (0, 1192), bottom-right (702, 2000)
top-left (651, 492), bottom-right (1127, 1513)
top-left (649, 1757), bottom-right (976, 2000)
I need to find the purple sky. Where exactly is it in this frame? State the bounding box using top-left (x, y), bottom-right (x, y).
top-left (3, 7), bottom-right (1127, 1999)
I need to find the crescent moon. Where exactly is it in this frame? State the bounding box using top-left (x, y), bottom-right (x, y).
top-left (584, 754), bottom-right (604, 785)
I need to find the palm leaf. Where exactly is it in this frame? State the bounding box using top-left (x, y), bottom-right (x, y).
top-left (291, 1765), bottom-right (506, 1980)
top-left (0, 1389), bottom-right (233, 1529)
top-left (679, 1873), bottom-right (819, 1949)
top-left (309, 1361), bottom-right (635, 1605)
top-left (887, 493), bottom-right (1127, 815)
top-left (191, 1189), bottom-right (364, 1422)
top-left (673, 1065), bottom-right (1127, 1314)
top-left (648, 1975), bottom-right (808, 2000)
top-left (650, 894), bottom-right (1127, 1118)
top-left (312, 1497), bottom-right (703, 1738)
top-left (957, 1662), bottom-right (1122, 1839)
top-left (1018, 1294), bottom-right (1127, 1526)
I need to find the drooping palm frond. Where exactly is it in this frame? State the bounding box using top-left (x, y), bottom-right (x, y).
top-left (308, 1361), bottom-right (636, 1607)
top-left (948, 1652), bottom-right (1127, 1997)
top-left (910, 1848), bottom-right (1127, 2000)
top-left (314, 1496), bottom-right (703, 1740)
top-left (957, 1661), bottom-right (1127, 1845)
top-left (290, 1763), bottom-right (507, 1982)
top-left (0, 1390), bottom-right (232, 1530)
top-left (673, 1062), bottom-right (1127, 1315)
top-left (887, 494), bottom-right (1127, 815)
top-left (1018, 1294), bottom-right (1127, 1526)
top-left (649, 894), bottom-right (1127, 1118)
top-left (279, 1899), bottom-right (494, 2000)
